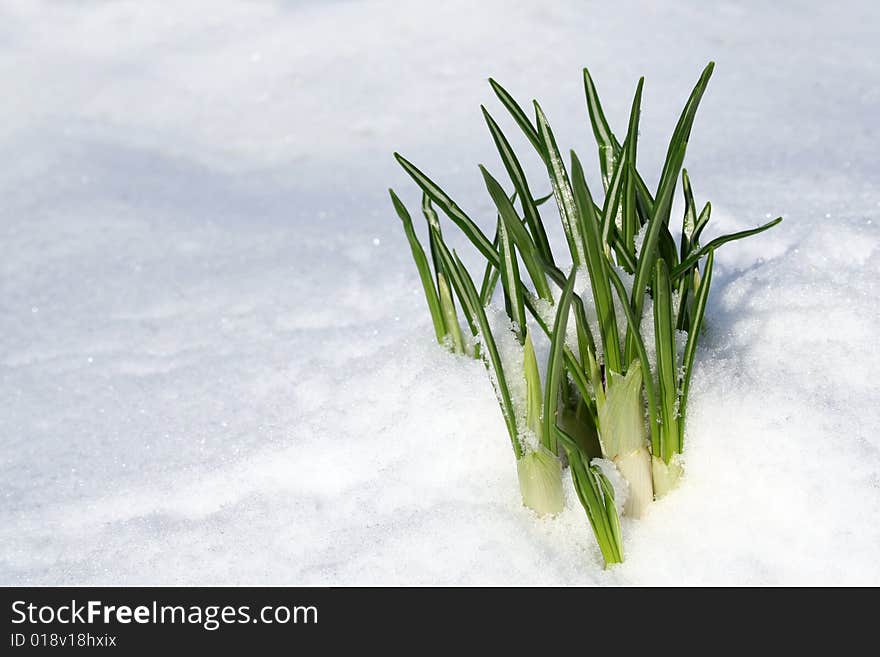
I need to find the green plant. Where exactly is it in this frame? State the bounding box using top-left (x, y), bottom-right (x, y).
top-left (390, 63), bottom-right (781, 566)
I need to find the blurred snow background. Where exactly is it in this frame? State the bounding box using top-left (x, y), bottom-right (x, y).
top-left (1, 0), bottom-right (878, 585)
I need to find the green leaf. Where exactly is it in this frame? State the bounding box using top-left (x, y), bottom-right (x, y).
top-left (437, 271), bottom-right (465, 354)
top-left (523, 332), bottom-right (543, 441)
top-left (558, 427), bottom-right (624, 566)
top-left (633, 164), bottom-right (656, 219)
top-left (422, 194), bottom-right (472, 347)
top-left (582, 67), bottom-right (656, 215)
top-left (570, 292), bottom-right (598, 371)
top-left (594, 463), bottom-right (624, 560)
top-left (600, 141), bottom-right (627, 249)
top-left (678, 250), bottom-right (714, 451)
top-left (425, 224), bottom-right (583, 404)
top-left (582, 67), bottom-right (621, 190)
top-left (570, 151), bottom-right (623, 373)
top-left (389, 189), bottom-right (446, 344)
top-left (672, 217), bottom-right (783, 280)
top-left (653, 258), bottom-right (679, 463)
top-left (534, 101), bottom-right (587, 267)
top-left (394, 152), bottom-right (499, 267)
top-left (674, 199), bottom-right (712, 334)
top-left (623, 136), bottom-right (685, 364)
top-left (631, 174), bottom-right (655, 235)
top-left (610, 232), bottom-right (637, 273)
top-left (534, 192), bottom-right (554, 206)
top-left (428, 221), bottom-right (478, 336)
top-left (497, 213), bottom-right (526, 343)
top-left (657, 62), bottom-right (715, 199)
top-left (631, 144), bottom-right (679, 277)
top-left (692, 201), bottom-right (712, 246)
top-left (680, 169), bottom-right (697, 261)
top-left (488, 78), bottom-right (545, 160)
top-left (622, 78), bottom-right (644, 251)
top-left (542, 271), bottom-right (577, 454)
top-left (675, 270), bottom-right (692, 330)
top-left (508, 279), bottom-right (592, 410)
top-left (421, 192), bottom-right (443, 266)
top-left (625, 62), bottom-right (715, 339)
top-left (479, 166), bottom-right (553, 301)
top-left (482, 106), bottom-right (555, 265)
top-left (479, 224), bottom-right (501, 306)
top-left (659, 224), bottom-right (680, 268)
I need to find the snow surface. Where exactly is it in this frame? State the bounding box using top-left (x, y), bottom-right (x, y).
top-left (2, 0), bottom-right (879, 585)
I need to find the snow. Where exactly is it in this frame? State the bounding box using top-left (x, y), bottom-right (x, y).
top-left (1, 0), bottom-right (879, 585)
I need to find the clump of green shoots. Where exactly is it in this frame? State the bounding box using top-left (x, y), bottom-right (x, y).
top-left (389, 62), bottom-right (781, 567)
top-left (392, 184), bottom-right (570, 516)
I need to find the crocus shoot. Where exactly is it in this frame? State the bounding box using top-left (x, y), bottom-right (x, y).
top-left (390, 62), bottom-right (781, 566)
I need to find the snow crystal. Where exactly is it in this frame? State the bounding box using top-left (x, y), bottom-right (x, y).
top-left (674, 329), bottom-right (688, 366)
top-left (533, 296), bottom-right (556, 331)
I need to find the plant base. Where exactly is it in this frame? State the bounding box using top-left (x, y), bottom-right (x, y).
top-left (652, 455), bottom-right (684, 498)
top-left (614, 447), bottom-right (653, 518)
top-left (517, 447), bottom-right (564, 516)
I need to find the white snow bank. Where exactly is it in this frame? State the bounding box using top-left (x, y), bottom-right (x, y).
top-left (1, 0), bottom-right (879, 585)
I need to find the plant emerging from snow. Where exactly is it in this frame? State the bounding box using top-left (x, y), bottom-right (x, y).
top-left (390, 62), bottom-right (781, 566)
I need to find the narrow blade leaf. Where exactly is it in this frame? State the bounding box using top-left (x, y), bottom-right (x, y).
top-left (488, 78), bottom-right (545, 160)
top-left (570, 151), bottom-right (623, 373)
top-left (482, 106), bottom-right (555, 264)
top-left (680, 169), bottom-right (697, 261)
top-left (622, 79), bottom-right (644, 250)
top-left (535, 101), bottom-right (586, 267)
top-left (389, 189), bottom-right (446, 343)
top-left (583, 67), bottom-right (621, 189)
top-left (437, 270), bottom-right (465, 353)
top-left (560, 429), bottom-right (624, 566)
top-left (672, 217), bottom-right (783, 280)
top-left (692, 201), bottom-right (712, 246)
top-left (479, 225), bottom-right (501, 305)
top-left (497, 215), bottom-right (526, 343)
top-left (600, 140), bottom-right (627, 249)
top-left (429, 222), bottom-right (478, 336)
top-left (657, 62), bottom-right (715, 198)
top-left (394, 152), bottom-right (499, 266)
top-left (653, 258), bottom-right (679, 462)
top-left (543, 271), bottom-right (577, 454)
top-left (480, 166), bottom-right (553, 301)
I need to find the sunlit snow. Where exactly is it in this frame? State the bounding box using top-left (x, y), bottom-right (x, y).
top-left (1, 0), bottom-right (878, 585)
